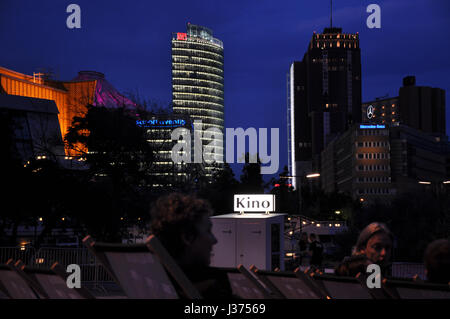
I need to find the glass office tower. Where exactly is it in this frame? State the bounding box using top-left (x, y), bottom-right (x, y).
top-left (171, 23), bottom-right (224, 178)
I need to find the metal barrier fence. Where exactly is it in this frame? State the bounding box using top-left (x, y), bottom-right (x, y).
top-left (1, 247), bottom-right (427, 283)
top-left (391, 262), bottom-right (426, 280)
top-left (0, 247), bottom-right (36, 265)
top-left (32, 248), bottom-right (115, 284)
top-left (0, 246), bottom-right (115, 289)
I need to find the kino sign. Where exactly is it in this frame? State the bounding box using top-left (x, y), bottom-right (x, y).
top-left (234, 194), bottom-right (275, 214)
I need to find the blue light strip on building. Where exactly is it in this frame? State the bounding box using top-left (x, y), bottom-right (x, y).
top-left (359, 124), bottom-right (386, 129)
top-left (136, 119), bottom-right (186, 128)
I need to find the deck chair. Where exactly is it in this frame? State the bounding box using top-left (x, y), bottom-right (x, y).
top-left (14, 260), bottom-right (95, 299)
top-left (0, 259), bottom-right (40, 299)
top-left (250, 265), bottom-right (326, 299)
top-left (382, 278), bottom-right (450, 299)
top-left (309, 273), bottom-right (374, 299)
top-left (83, 235), bottom-right (201, 299)
top-left (215, 266), bottom-right (271, 299)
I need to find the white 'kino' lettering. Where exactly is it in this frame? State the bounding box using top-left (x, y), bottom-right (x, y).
top-left (233, 194), bottom-right (275, 212)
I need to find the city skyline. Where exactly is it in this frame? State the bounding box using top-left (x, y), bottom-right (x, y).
top-left (1, 0), bottom-right (449, 180)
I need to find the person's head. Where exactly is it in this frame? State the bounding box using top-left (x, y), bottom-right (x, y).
top-left (355, 222), bottom-right (393, 267)
top-left (424, 239), bottom-right (450, 284)
top-left (301, 232), bottom-right (308, 240)
top-left (309, 233), bottom-right (317, 242)
top-left (150, 193), bottom-right (217, 268)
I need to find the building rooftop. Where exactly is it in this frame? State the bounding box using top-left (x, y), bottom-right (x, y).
top-left (0, 94), bottom-right (59, 114)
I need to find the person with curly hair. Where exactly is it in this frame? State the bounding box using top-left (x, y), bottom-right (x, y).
top-left (150, 192), bottom-right (236, 299)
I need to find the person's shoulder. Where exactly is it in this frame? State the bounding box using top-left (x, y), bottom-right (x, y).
top-left (194, 266), bottom-right (236, 299)
top-left (203, 266), bottom-right (229, 278)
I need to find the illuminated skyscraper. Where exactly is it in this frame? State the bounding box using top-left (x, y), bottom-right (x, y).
top-left (288, 27), bottom-right (362, 188)
top-left (171, 23), bottom-right (224, 177)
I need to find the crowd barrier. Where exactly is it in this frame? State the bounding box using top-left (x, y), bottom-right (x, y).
top-left (1, 243), bottom-right (448, 299)
top-left (0, 246), bottom-right (115, 290)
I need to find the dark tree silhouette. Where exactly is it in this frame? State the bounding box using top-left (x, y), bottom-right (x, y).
top-left (199, 162), bottom-right (240, 215)
top-left (239, 153), bottom-right (264, 194)
top-left (268, 165), bottom-right (299, 214)
top-left (64, 105), bottom-right (156, 241)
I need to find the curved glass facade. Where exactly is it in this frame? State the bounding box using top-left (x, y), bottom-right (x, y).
top-left (172, 24), bottom-right (224, 171)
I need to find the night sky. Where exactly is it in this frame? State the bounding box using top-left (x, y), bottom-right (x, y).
top-left (1, 0), bottom-right (449, 181)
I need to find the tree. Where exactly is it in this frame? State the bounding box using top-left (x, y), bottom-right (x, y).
top-left (358, 190), bottom-right (450, 261)
top-left (0, 110), bottom-right (31, 245)
top-left (199, 162), bottom-right (240, 215)
top-left (64, 105), bottom-right (156, 241)
top-left (268, 165), bottom-right (299, 214)
top-left (334, 189), bottom-right (450, 262)
top-left (239, 153), bottom-right (264, 194)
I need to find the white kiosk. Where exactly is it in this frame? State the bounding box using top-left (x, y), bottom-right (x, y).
top-left (210, 194), bottom-right (286, 271)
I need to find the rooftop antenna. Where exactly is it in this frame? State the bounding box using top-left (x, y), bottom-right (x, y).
top-left (330, 0), bottom-right (333, 28)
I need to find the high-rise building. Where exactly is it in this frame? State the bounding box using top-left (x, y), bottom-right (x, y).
top-left (171, 23), bottom-right (224, 178)
top-left (361, 96), bottom-right (399, 125)
top-left (362, 76), bottom-right (446, 136)
top-left (320, 123), bottom-right (450, 203)
top-left (288, 27), bottom-right (362, 188)
top-left (137, 114), bottom-right (194, 189)
top-left (0, 94), bottom-right (65, 163)
top-left (399, 76), bottom-right (446, 136)
top-left (287, 61), bottom-right (311, 189)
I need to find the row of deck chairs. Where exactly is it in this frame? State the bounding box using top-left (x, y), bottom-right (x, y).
top-left (1, 234), bottom-right (449, 299)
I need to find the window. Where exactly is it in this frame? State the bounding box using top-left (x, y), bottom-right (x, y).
top-left (358, 154), bottom-right (364, 159)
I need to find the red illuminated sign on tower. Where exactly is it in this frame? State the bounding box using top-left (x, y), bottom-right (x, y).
top-left (177, 33), bottom-right (187, 40)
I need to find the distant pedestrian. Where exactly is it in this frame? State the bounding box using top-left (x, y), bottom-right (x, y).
top-left (308, 233), bottom-right (324, 269)
top-left (424, 239), bottom-right (450, 284)
top-left (298, 232), bottom-right (308, 266)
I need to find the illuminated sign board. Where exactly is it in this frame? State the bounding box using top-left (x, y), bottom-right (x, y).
top-left (234, 194), bottom-right (275, 213)
top-left (177, 32), bottom-right (187, 40)
top-left (136, 119), bottom-right (186, 128)
top-left (359, 124), bottom-right (385, 129)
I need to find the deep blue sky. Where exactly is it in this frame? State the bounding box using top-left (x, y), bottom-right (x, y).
top-left (1, 0), bottom-right (449, 182)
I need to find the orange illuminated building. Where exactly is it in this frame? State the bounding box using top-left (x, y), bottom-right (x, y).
top-left (0, 66), bottom-right (137, 156)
